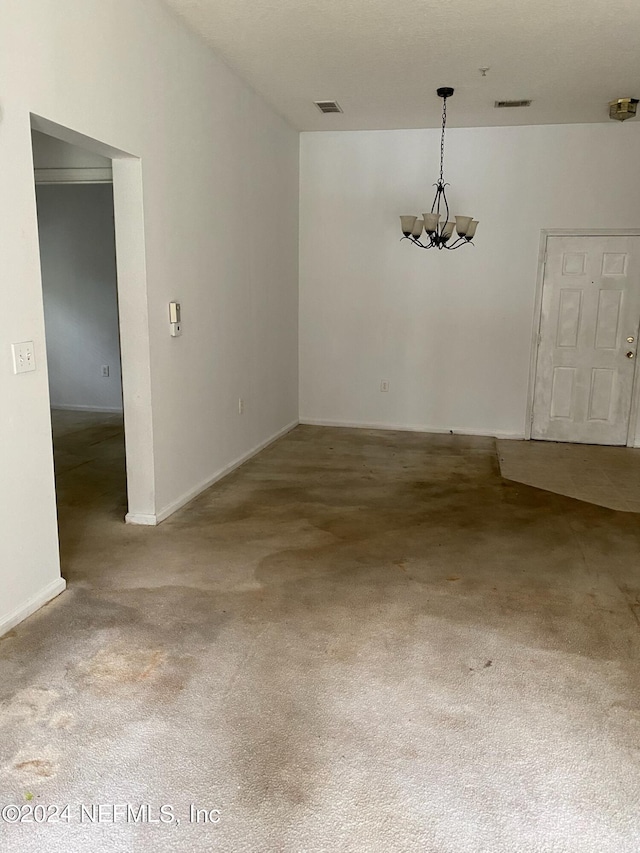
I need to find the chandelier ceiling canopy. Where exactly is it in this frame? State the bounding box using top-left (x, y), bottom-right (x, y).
top-left (400, 87), bottom-right (478, 251)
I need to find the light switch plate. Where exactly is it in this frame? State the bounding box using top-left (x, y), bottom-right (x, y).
top-left (11, 341), bottom-right (36, 374)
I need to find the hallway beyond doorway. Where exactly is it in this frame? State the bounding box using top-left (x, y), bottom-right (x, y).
top-left (52, 408), bottom-right (126, 523)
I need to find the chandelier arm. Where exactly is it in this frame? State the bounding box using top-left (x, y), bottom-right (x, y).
top-left (442, 237), bottom-right (473, 250)
top-left (408, 236), bottom-right (437, 250)
top-left (442, 183), bottom-right (450, 232)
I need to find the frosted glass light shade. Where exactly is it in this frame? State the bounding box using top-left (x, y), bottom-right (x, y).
top-left (423, 212), bottom-right (440, 233)
top-left (411, 219), bottom-right (424, 238)
top-left (465, 220), bottom-right (479, 239)
top-left (400, 215), bottom-right (417, 236)
top-left (455, 216), bottom-right (473, 236)
top-left (442, 221), bottom-right (455, 239)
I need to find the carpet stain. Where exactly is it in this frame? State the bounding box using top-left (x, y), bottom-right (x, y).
top-left (49, 712), bottom-right (74, 730)
top-left (0, 688), bottom-right (60, 724)
top-left (10, 749), bottom-right (60, 783)
top-left (80, 646), bottom-right (166, 690)
top-left (14, 758), bottom-right (56, 778)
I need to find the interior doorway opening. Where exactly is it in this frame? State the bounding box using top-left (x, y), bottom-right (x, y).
top-left (35, 162), bottom-right (128, 524)
top-left (32, 132), bottom-right (128, 577)
top-left (29, 114), bottom-right (156, 556)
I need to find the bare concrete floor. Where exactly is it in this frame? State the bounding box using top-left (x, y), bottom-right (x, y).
top-left (2, 418), bottom-right (640, 852)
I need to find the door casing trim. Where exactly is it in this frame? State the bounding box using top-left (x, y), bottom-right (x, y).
top-left (526, 229), bottom-right (640, 447)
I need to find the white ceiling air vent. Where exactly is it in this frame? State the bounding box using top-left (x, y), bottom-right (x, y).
top-left (494, 99), bottom-right (532, 108)
top-left (314, 100), bottom-right (343, 114)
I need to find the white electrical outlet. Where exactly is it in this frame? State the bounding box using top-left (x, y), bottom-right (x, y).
top-left (380, 380), bottom-right (390, 392)
top-left (11, 341), bottom-right (36, 375)
top-left (101, 365), bottom-right (110, 378)
top-left (238, 398), bottom-right (244, 415)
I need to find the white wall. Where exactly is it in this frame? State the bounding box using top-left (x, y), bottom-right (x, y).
top-left (299, 123), bottom-right (640, 439)
top-left (36, 183), bottom-right (123, 412)
top-left (0, 0), bottom-right (298, 633)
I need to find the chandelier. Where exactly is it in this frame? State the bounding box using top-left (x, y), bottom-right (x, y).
top-left (400, 87), bottom-right (478, 250)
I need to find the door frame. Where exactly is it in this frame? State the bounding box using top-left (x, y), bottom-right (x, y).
top-left (29, 113), bottom-right (156, 523)
top-left (526, 229), bottom-right (640, 446)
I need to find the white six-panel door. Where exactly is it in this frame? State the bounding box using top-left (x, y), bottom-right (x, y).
top-left (532, 235), bottom-right (640, 445)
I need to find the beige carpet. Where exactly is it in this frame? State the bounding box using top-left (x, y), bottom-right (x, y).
top-left (1, 419), bottom-right (640, 852)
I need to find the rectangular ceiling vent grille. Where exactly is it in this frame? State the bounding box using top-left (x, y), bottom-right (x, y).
top-left (494, 99), bottom-right (532, 108)
top-left (314, 100), bottom-right (343, 114)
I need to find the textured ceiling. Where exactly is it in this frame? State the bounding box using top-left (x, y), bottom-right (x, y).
top-left (163, 0), bottom-right (640, 131)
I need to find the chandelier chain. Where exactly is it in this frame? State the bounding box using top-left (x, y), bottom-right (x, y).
top-left (439, 96), bottom-right (447, 184)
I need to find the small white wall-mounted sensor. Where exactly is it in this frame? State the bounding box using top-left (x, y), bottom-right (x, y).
top-left (169, 302), bottom-right (182, 336)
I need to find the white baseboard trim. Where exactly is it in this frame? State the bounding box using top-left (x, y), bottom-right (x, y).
top-left (299, 418), bottom-right (525, 440)
top-left (51, 404), bottom-right (124, 414)
top-left (127, 419), bottom-right (299, 526)
top-left (124, 512), bottom-right (157, 526)
top-left (0, 577), bottom-right (67, 637)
